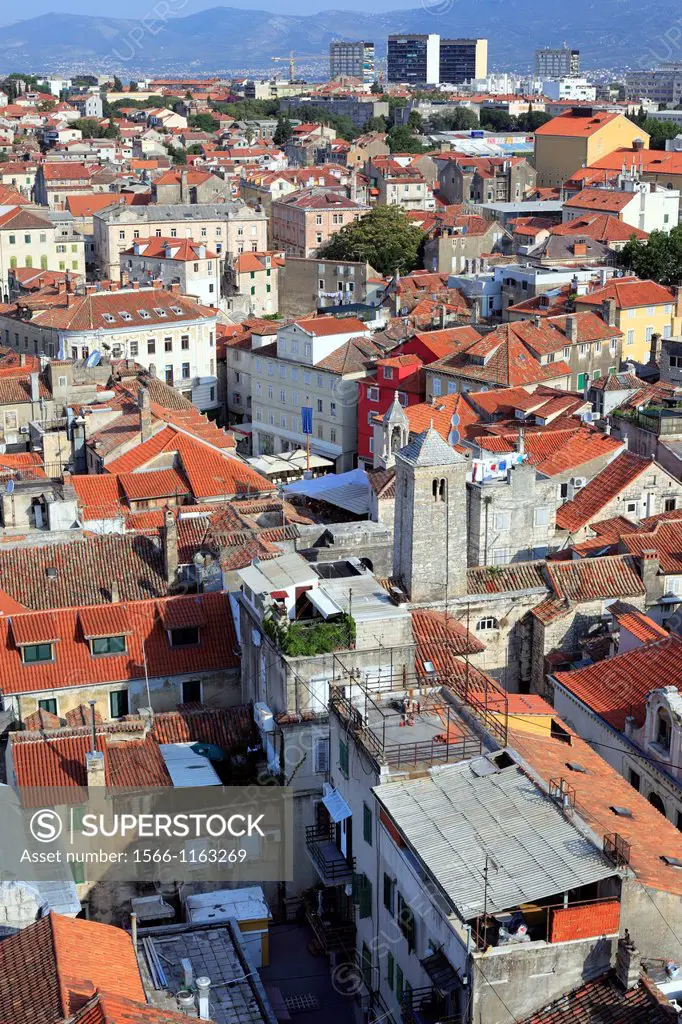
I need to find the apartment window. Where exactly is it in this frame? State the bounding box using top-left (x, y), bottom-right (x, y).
top-left (316, 424), bottom-right (323, 439)
top-left (316, 399), bottom-right (323, 413)
top-left (165, 365), bottom-right (173, 384)
top-left (130, 342), bottom-right (138, 357)
top-left (534, 506), bottom-right (550, 527)
top-left (494, 511), bottom-right (511, 530)
top-left (386, 952), bottom-right (394, 990)
top-left (38, 698), bottom-right (57, 716)
top-left (397, 892), bottom-right (416, 952)
top-left (627, 330), bottom-right (635, 346)
top-left (367, 386), bottom-right (380, 401)
top-left (477, 617), bottom-right (499, 631)
top-left (626, 501), bottom-right (638, 514)
top-left (92, 635), bottom-right (126, 656)
top-left (368, 437), bottom-right (374, 453)
top-left (304, 342), bottom-right (312, 357)
top-left (330, 401), bottom-right (337, 418)
top-left (147, 339), bottom-right (155, 354)
top-left (182, 679), bottom-right (202, 704)
top-left (181, 363), bottom-right (190, 379)
top-left (646, 327), bottom-right (654, 343)
top-left (356, 875), bottom-right (372, 919)
top-left (665, 498), bottom-right (677, 512)
top-left (181, 335), bottom-right (189, 350)
top-left (313, 736), bottom-right (329, 773)
top-left (118, 230), bottom-right (125, 240)
top-left (629, 768), bottom-right (641, 792)
top-left (383, 873), bottom-right (395, 915)
top-left (330, 428), bottom-right (336, 444)
top-left (316, 233), bottom-right (323, 244)
top-left (110, 689), bottom-right (129, 719)
top-left (339, 738), bottom-right (349, 777)
top-left (170, 626), bottom-right (199, 647)
top-left (164, 337), bottom-right (173, 352)
top-left (363, 802), bottom-right (372, 845)
top-left (491, 547), bottom-right (511, 566)
top-left (316, 214), bottom-right (322, 225)
top-left (361, 943), bottom-right (372, 990)
top-left (280, 388), bottom-right (286, 403)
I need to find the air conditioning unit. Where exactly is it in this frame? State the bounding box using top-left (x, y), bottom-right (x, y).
top-left (19, 426), bottom-right (29, 434)
top-left (582, 410), bottom-right (594, 423)
top-left (254, 701), bottom-right (274, 733)
top-left (572, 476), bottom-right (587, 488)
top-left (263, 828), bottom-right (281, 844)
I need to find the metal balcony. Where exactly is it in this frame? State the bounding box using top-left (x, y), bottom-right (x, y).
top-left (305, 824), bottom-right (355, 885)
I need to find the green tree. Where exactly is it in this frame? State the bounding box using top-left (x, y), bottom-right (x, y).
top-left (317, 205), bottom-right (425, 275)
top-left (112, 76), bottom-right (123, 92)
top-left (407, 109), bottom-right (424, 134)
top-left (166, 144), bottom-right (187, 165)
top-left (273, 114), bottom-right (293, 145)
top-left (641, 118), bottom-right (681, 150)
top-left (430, 107), bottom-right (479, 131)
top-left (479, 108), bottom-right (515, 132)
top-left (363, 115), bottom-right (387, 133)
top-left (186, 143), bottom-right (204, 155)
top-left (387, 124), bottom-right (424, 154)
top-left (618, 225), bottom-right (682, 285)
top-left (189, 112), bottom-right (219, 133)
top-left (129, 80), bottom-right (138, 92)
top-left (516, 110), bottom-right (552, 132)
top-left (73, 118), bottom-right (106, 138)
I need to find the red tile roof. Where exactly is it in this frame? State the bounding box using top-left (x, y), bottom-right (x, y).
top-left (607, 600), bottom-right (668, 643)
top-left (533, 428), bottom-right (623, 477)
top-left (576, 276), bottom-right (675, 310)
top-left (564, 187), bottom-right (635, 213)
top-left (555, 452), bottom-right (653, 532)
top-left (411, 607), bottom-right (485, 660)
top-left (620, 519), bottom-right (682, 574)
top-left (467, 562), bottom-right (548, 595)
top-left (72, 992), bottom-right (195, 1024)
top-left (540, 554), bottom-right (644, 619)
top-left (553, 634), bottom-right (682, 729)
top-left (0, 912), bottom-right (145, 1024)
top-left (521, 972), bottom-right (673, 1024)
top-left (551, 214), bottom-right (648, 244)
top-left (293, 315), bottom-right (367, 337)
top-left (1, 592), bottom-right (238, 696)
top-left (25, 287), bottom-right (216, 332)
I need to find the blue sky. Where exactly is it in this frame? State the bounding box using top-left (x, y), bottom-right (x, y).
top-left (11, 0), bottom-right (418, 18)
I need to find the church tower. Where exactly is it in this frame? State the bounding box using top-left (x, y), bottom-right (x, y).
top-left (375, 391), bottom-right (409, 470)
top-left (393, 428), bottom-right (469, 603)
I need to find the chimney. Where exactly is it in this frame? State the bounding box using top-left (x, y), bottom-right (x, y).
top-left (131, 280), bottom-right (139, 290)
top-left (639, 548), bottom-right (660, 596)
top-left (615, 934), bottom-right (641, 991)
top-left (649, 331), bottom-right (662, 365)
top-left (180, 167), bottom-right (189, 202)
top-left (19, 353), bottom-right (26, 367)
top-left (517, 426), bottom-right (525, 456)
top-left (170, 282), bottom-right (181, 294)
top-left (601, 297), bottom-right (617, 327)
top-left (111, 580), bottom-right (120, 603)
top-left (533, 314), bottom-right (542, 329)
top-left (196, 978), bottom-right (211, 1020)
top-left (572, 241), bottom-right (587, 256)
top-left (163, 505), bottom-right (178, 583)
top-left (29, 372), bottom-right (40, 402)
top-left (86, 749), bottom-right (106, 787)
top-left (565, 315), bottom-right (578, 343)
top-left (633, 137), bottom-right (644, 153)
top-left (440, 303), bottom-right (447, 329)
top-left (138, 386), bottom-right (152, 442)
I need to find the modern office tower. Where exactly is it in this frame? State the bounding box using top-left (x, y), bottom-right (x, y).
top-left (439, 38), bottom-right (488, 84)
top-left (387, 33), bottom-right (440, 85)
top-left (329, 41), bottom-right (376, 84)
top-left (535, 46), bottom-right (580, 78)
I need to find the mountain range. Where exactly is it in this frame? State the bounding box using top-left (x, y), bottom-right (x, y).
top-left (0, 2), bottom-right (679, 74)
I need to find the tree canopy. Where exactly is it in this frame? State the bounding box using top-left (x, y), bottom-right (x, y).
top-left (188, 112), bottom-right (219, 133)
top-left (387, 124), bottom-right (424, 154)
top-left (74, 117), bottom-right (119, 139)
top-left (317, 205), bottom-right (425, 275)
top-left (273, 114), bottom-right (294, 146)
top-left (618, 225), bottom-right (682, 285)
top-left (639, 118), bottom-right (682, 150)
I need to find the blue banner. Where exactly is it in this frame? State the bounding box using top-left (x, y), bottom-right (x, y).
top-left (301, 406), bottom-right (313, 435)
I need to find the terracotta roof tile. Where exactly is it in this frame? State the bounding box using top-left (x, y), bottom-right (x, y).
top-left (576, 277), bottom-right (674, 310)
top-left (607, 600), bottom-right (668, 643)
top-left (543, 554), bottom-right (644, 608)
top-left (467, 562), bottom-right (548, 595)
top-left (556, 452), bottom-right (653, 532)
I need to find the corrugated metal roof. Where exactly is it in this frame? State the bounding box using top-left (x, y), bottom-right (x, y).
top-left (373, 761), bottom-right (616, 920)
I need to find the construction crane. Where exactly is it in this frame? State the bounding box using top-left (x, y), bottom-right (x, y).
top-left (271, 51), bottom-right (329, 83)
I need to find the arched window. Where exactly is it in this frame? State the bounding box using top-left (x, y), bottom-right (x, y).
top-left (432, 479), bottom-right (439, 501)
top-left (439, 478), bottom-right (447, 502)
top-left (476, 617), bottom-right (499, 631)
top-left (649, 791), bottom-right (666, 816)
top-left (656, 708), bottom-right (672, 751)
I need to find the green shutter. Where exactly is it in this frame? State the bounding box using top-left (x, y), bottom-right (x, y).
top-left (592, 369), bottom-right (601, 380)
top-left (363, 802), bottom-right (372, 845)
top-left (383, 873), bottom-right (394, 914)
top-left (339, 739), bottom-right (349, 778)
top-left (71, 860), bottom-right (85, 884)
top-left (396, 966), bottom-right (403, 1002)
top-left (577, 372), bottom-right (586, 390)
top-left (386, 952), bottom-right (394, 989)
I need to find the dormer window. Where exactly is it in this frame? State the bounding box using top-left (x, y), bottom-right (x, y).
top-left (170, 626), bottom-right (200, 647)
top-left (657, 708), bottom-right (672, 751)
top-left (153, 308), bottom-right (168, 317)
top-left (170, 305), bottom-right (183, 315)
top-left (23, 642), bottom-right (54, 664)
top-left (383, 366), bottom-right (394, 380)
top-left (102, 313), bottom-right (116, 323)
top-left (91, 635), bottom-right (126, 656)
top-left (138, 309), bottom-right (151, 319)
top-left (119, 311), bottom-right (133, 322)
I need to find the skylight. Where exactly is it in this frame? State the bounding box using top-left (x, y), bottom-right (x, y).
top-left (119, 311), bottom-right (133, 321)
top-left (610, 806), bottom-right (633, 818)
top-left (101, 313), bottom-right (116, 323)
top-left (138, 309), bottom-right (150, 319)
top-left (153, 308), bottom-right (168, 317)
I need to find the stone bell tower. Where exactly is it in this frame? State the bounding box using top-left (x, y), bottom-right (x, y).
top-left (375, 391), bottom-right (409, 470)
top-left (393, 427), bottom-right (469, 603)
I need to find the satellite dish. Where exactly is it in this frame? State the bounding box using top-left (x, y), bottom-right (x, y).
top-left (86, 351), bottom-right (102, 368)
top-left (6, 480), bottom-right (14, 494)
top-left (448, 429), bottom-right (461, 447)
top-left (451, 413), bottom-right (460, 427)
